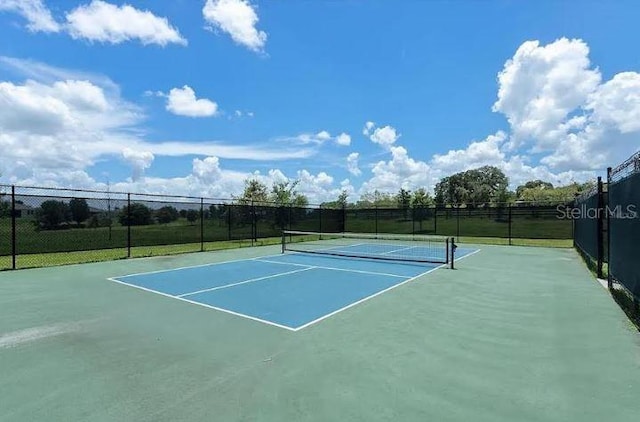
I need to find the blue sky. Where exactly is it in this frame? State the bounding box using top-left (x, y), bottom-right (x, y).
top-left (1, 0), bottom-right (639, 202)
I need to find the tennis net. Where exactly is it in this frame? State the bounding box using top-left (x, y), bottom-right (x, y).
top-left (282, 230), bottom-right (454, 265)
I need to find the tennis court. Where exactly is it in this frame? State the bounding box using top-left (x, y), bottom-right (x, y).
top-left (110, 233), bottom-right (477, 331)
top-left (1, 236), bottom-right (639, 421)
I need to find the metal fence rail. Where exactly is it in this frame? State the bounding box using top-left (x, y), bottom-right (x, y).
top-left (0, 184), bottom-right (574, 270)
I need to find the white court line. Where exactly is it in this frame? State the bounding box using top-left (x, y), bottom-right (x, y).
top-left (291, 261), bottom-right (449, 331)
top-left (380, 245), bottom-right (418, 255)
top-left (454, 248), bottom-right (482, 262)
top-left (115, 252), bottom-right (286, 279)
top-left (254, 259), bottom-right (409, 279)
top-left (178, 267), bottom-right (315, 298)
top-left (106, 277), bottom-right (297, 332)
top-left (291, 247), bottom-right (482, 331)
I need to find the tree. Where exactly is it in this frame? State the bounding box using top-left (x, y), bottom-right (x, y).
top-left (411, 188), bottom-right (433, 207)
top-left (156, 206), bottom-right (179, 224)
top-left (186, 209), bottom-right (199, 224)
top-left (69, 198), bottom-right (90, 224)
top-left (434, 166), bottom-right (509, 206)
top-left (321, 190), bottom-right (349, 209)
top-left (357, 190), bottom-right (396, 207)
top-left (270, 180), bottom-right (303, 205)
top-left (236, 178), bottom-right (269, 204)
top-left (292, 194), bottom-right (308, 208)
top-left (515, 180), bottom-right (554, 199)
top-left (0, 194), bottom-right (9, 218)
top-left (119, 203), bottom-right (153, 226)
top-left (37, 200), bottom-right (71, 230)
top-left (270, 180), bottom-right (302, 229)
top-left (411, 188), bottom-right (433, 232)
top-left (337, 190), bottom-right (348, 208)
top-left (396, 188), bottom-right (412, 219)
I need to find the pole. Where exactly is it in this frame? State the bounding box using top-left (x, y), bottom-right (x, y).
top-left (11, 185), bottom-right (16, 270)
top-left (126, 193), bottom-right (131, 258)
top-left (375, 205), bottom-right (378, 237)
top-left (508, 204), bottom-right (512, 246)
top-left (596, 176), bottom-right (604, 279)
top-left (606, 167), bottom-right (612, 290)
top-left (200, 198), bottom-right (204, 252)
top-left (456, 205), bottom-right (460, 242)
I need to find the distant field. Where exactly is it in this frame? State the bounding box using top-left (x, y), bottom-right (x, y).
top-left (0, 213), bottom-right (573, 270)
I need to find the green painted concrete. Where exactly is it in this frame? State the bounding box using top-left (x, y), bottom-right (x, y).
top-left (0, 245), bottom-right (638, 421)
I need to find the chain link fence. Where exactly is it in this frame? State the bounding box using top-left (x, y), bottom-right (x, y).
top-left (607, 151), bottom-right (640, 319)
top-left (0, 184), bottom-right (575, 270)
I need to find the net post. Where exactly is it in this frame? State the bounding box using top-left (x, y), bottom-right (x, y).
top-left (606, 167), bottom-right (612, 290)
top-left (445, 236), bottom-right (449, 267)
top-left (11, 185), bottom-right (16, 270)
top-left (281, 230), bottom-right (285, 254)
top-left (596, 176), bottom-right (604, 279)
top-left (450, 237), bottom-right (455, 270)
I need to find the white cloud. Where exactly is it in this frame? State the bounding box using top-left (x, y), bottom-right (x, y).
top-left (346, 152), bottom-right (361, 176)
top-left (361, 145), bottom-right (432, 194)
top-left (431, 132), bottom-right (507, 174)
top-left (192, 156), bottom-right (222, 183)
top-left (0, 58), bottom-right (317, 185)
top-left (65, 0), bottom-right (187, 46)
top-left (362, 121), bottom-right (375, 136)
top-left (335, 132), bottom-right (351, 146)
top-left (586, 72), bottom-right (640, 133)
top-left (0, 0), bottom-right (60, 32)
top-left (369, 125), bottom-right (399, 148)
top-left (166, 85), bottom-right (219, 117)
top-left (202, 0), bottom-right (267, 52)
top-left (491, 38), bottom-right (640, 173)
top-left (493, 38), bottom-right (601, 150)
top-left (121, 148), bottom-right (154, 181)
top-left (287, 130), bottom-right (350, 147)
top-left (316, 130), bottom-right (331, 141)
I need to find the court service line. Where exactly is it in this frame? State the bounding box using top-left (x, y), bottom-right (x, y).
top-left (178, 267), bottom-right (315, 298)
top-left (254, 259), bottom-right (409, 279)
top-left (292, 262), bottom-right (448, 331)
top-left (115, 252), bottom-right (286, 279)
top-left (380, 245), bottom-right (418, 255)
top-left (106, 277), bottom-right (297, 332)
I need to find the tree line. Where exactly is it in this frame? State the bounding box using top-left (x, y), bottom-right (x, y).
top-left (0, 165), bottom-right (595, 231)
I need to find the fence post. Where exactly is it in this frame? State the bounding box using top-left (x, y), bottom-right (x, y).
top-left (251, 200), bottom-right (255, 246)
top-left (433, 206), bottom-right (437, 235)
top-left (508, 204), bottom-right (512, 246)
top-left (227, 204), bottom-right (232, 241)
top-left (596, 177), bottom-right (604, 279)
top-left (375, 205), bottom-right (378, 237)
top-left (342, 204), bottom-right (346, 233)
top-left (11, 185), bottom-right (16, 270)
top-left (456, 205), bottom-right (460, 242)
top-left (200, 198), bottom-right (204, 252)
top-left (606, 167), bottom-right (612, 290)
top-left (126, 193), bottom-right (131, 258)
top-left (411, 206), bottom-right (415, 237)
top-left (319, 205), bottom-right (323, 237)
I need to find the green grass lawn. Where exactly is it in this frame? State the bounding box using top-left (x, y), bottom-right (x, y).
top-left (0, 213), bottom-right (573, 270)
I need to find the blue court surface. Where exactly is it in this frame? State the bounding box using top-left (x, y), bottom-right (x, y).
top-left (109, 247), bottom-right (478, 331)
